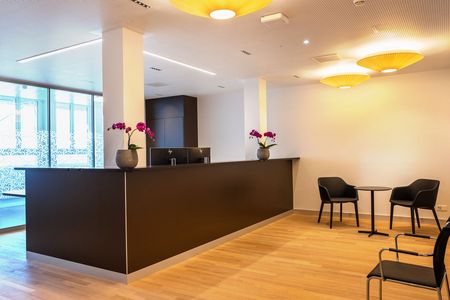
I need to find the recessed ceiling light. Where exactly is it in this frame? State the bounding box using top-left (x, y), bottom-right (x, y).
top-left (210, 9), bottom-right (236, 20)
top-left (303, 39), bottom-right (310, 45)
top-left (143, 51), bottom-right (216, 76)
top-left (17, 39), bottom-right (102, 63)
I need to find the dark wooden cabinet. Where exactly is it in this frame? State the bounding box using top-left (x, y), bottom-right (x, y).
top-left (145, 96), bottom-right (198, 149)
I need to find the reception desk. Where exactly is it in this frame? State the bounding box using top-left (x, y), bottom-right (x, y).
top-left (20, 158), bottom-right (297, 282)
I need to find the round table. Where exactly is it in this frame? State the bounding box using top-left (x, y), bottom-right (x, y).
top-left (355, 186), bottom-right (392, 237)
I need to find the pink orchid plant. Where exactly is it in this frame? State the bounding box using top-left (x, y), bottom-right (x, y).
top-left (249, 129), bottom-right (277, 149)
top-left (108, 121), bottom-right (155, 150)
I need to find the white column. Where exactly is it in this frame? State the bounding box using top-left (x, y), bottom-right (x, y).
top-left (244, 78), bottom-right (267, 160)
top-left (102, 27), bottom-right (146, 168)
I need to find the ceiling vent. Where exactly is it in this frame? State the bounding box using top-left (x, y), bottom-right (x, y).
top-left (146, 82), bottom-right (168, 87)
top-left (261, 13), bottom-right (289, 27)
top-left (130, 0), bottom-right (151, 9)
top-left (150, 67), bottom-right (162, 72)
top-left (353, 0), bottom-right (366, 6)
top-left (241, 50), bottom-right (252, 56)
top-left (312, 53), bottom-right (341, 64)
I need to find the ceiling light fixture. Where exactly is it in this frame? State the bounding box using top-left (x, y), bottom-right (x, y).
top-left (320, 74), bottom-right (370, 89)
top-left (357, 51), bottom-right (424, 73)
top-left (170, 0), bottom-right (272, 20)
top-left (17, 39), bottom-right (102, 63)
top-left (143, 51), bottom-right (216, 76)
top-left (303, 39), bottom-right (310, 45)
top-left (210, 9), bottom-right (236, 20)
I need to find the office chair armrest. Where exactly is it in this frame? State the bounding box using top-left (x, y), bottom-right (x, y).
top-left (390, 186), bottom-right (410, 200)
top-left (403, 233), bottom-right (436, 239)
top-left (394, 233), bottom-right (436, 261)
top-left (414, 189), bottom-right (438, 207)
top-left (344, 184), bottom-right (358, 198)
top-left (379, 248), bottom-right (433, 279)
top-left (318, 184), bottom-right (332, 201)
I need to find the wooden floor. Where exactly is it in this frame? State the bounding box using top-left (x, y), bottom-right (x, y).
top-left (0, 212), bottom-right (447, 299)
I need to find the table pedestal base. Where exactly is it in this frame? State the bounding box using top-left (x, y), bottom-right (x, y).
top-left (358, 230), bottom-right (389, 237)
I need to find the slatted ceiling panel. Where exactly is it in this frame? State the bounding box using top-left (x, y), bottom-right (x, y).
top-left (0, 0), bottom-right (449, 93)
top-left (353, 0), bottom-right (450, 38)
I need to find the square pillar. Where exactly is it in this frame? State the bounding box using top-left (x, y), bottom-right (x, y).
top-left (244, 78), bottom-right (267, 160)
top-left (102, 28), bottom-right (146, 167)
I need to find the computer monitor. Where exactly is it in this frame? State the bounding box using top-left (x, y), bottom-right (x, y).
top-left (148, 148), bottom-right (188, 166)
top-left (187, 147), bottom-right (211, 164)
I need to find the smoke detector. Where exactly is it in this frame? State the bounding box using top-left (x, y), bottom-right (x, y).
top-left (353, 0), bottom-right (366, 6)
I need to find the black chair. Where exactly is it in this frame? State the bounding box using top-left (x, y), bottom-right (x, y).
top-left (390, 179), bottom-right (441, 234)
top-left (367, 217), bottom-right (450, 300)
top-left (317, 177), bottom-right (359, 229)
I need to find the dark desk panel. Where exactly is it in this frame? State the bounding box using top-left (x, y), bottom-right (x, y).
top-left (126, 159), bottom-right (293, 272)
top-left (22, 158), bottom-right (296, 276)
top-left (25, 170), bottom-right (127, 273)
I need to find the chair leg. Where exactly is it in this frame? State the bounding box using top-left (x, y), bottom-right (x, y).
top-left (415, 208), bottom-right (421, 228)
top-left (432, 208), bottom-right (442, 231)
top-left (379, 278), bottom-right (383, 300)
top-left (445, 273), bottom-right (450, 297)
top-left (437, 288), bottom-right (442, 300)
top-left (410, 207), bottom-right (416, 234)
top-left (330, 203), bottom-right (334, 229)
top-left (318, 202), bottom-right (324, 223)
top-left (389, 204), bottom-right (394, 230)
top-left (340, 203), bottom-right (343, 222)
top-left (354, 201), bottom-right (360, 227)
top-left (366, 278), bottom-right (372, 300)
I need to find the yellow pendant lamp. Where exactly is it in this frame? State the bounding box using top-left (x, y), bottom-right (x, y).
top-left (357, 51), bottom-right (424, 73)
top-left (320, 74), bottom-right (370, 89)
top-left (170, 0), bottom-right (272, 20)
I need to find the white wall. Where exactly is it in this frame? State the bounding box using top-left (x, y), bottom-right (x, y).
top-left (198, 90), bottom-right (246, 162)
top-left (268, 68), bottom-right (450, 219)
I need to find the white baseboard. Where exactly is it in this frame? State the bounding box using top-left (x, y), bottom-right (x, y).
top-left (27, 210), bottom-right (293, 284)
top-left (294, 208), bottom-right (446, 222)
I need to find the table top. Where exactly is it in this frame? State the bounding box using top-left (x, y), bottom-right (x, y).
top-left (355, 186), bottom-right (392, 192)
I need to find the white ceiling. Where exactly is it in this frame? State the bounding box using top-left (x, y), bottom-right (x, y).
top-left (0, 0), bottom-right (449, 98)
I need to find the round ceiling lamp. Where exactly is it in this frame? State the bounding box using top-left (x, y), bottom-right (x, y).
top-left (357, 51), bottom-right (424, 73)
top-left (320, 74), bottom-right (370, 89)
top-left (170, 0), bottom-right (272, 20)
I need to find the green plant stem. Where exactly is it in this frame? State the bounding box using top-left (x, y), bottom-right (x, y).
top-left (127, 129), bottom-right (137, 149)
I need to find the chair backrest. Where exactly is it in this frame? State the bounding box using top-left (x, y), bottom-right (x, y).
top-left (318, 177), bottom-right (349, 199)
top-left (410, 179), bottom-right (440, 206)
top-left (433, 217), bottom-right (450, 287)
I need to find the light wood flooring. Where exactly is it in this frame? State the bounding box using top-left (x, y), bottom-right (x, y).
top-left (0, 211), bottom-right (447, 300)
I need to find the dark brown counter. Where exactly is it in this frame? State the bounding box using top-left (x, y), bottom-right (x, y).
top-left (22, 158), bottom-right (297, 280)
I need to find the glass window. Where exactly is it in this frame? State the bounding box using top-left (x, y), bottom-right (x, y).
top-left (0, 80), bottom-right (103, 230)
top-left (94, 96), bottom-right (104, 168)
top-left (0, 82), bottom-right (48, 230)
top-left (50, 90), bottom-right (93, 168)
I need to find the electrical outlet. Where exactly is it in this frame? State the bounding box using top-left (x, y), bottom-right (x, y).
top-left (437, 205), bottom-right (448, 212)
